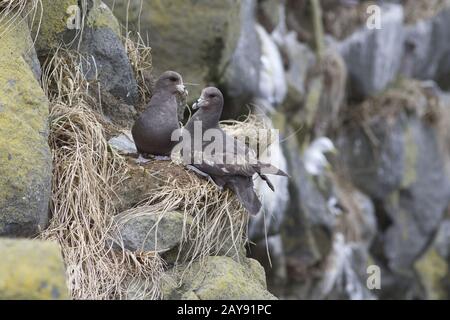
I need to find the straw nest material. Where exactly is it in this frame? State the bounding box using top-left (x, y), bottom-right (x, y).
top-left (37, 33), bottom-right (268, 298)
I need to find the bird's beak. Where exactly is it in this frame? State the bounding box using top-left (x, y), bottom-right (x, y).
top-left (176, 84), bottom-right (188, 96)
top-left (330, 147), bottom-right (339, 155)
top-left (192, 97), bottom-right (207, 110)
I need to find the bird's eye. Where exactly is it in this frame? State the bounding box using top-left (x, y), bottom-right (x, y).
top-left (169, 77), bottom-right (178, 82)
top-left (209, 94), bottom-right (216, 98)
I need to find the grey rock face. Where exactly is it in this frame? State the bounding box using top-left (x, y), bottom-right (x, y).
top-left (383, 118), bottom-right (450, 271)
top-left (162, 256), bottom-right (277, 300)
top-left (338, 4), bottom-right (405, 97)
top-left (0, 19), bottom-right (52, 238)
top-left (222, 0), bottom-right (262, 116)
top-left (79, 27), bottom-right (139, 105)
top-left (113, 211), bottom-right (188, 252)
top-left (337, 116), bottom-right (405, 199)
top-left (401, 7), bottom-right (450, 87)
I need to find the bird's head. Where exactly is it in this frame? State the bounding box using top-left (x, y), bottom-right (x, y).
top-left (155, 71), bottom-right (188, 96)
top-left (312, 137), bottom-right (338, 155)
top-left (192, 87), bottom-right (224, 112)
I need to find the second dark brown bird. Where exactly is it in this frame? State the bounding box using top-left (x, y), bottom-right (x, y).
top-left (132, 71), bottom-right (187, 158)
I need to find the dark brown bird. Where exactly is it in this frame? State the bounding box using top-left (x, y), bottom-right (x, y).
top-left (182, 87), bottom-right (288, 215)
top-left (132, 71), bottom-right (187, 160)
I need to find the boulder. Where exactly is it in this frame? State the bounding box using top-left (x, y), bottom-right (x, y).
top-left (0, 239), bottom-right (69, 300)
top-left (162, 256), bottom-right (277, 300)
top-left (414, 217), bottom-right (450, 299)
top-left (33, 0), bottom-right (139, 105)
top-left (401, 7), bottom-right (450, 89)
top-left (113, 210), bottom-right (189, 253)
top-left (105, 0), bottom-right (261, 112)
top-left (338, 3), bottom-right (404, 98)
top-left (338, 80), bottom-right (450, 272)
top-left (0, 18), bottom-right (52, 237)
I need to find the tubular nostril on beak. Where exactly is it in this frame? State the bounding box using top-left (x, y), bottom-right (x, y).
top-left (176, 84), bottom-right (187, 95)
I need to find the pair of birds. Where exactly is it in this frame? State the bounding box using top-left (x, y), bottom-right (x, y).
top-left (132, 71), bottom-right (288, 216)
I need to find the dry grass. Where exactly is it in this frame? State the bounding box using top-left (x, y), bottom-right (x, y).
top-left (38, 41), bottom-right (252, 298)
top-left (124, 31), bottom-right (153, 105)
top-left (0, 0), bottom-right (41, 39)
top-left (221, 114), bottom-right (278, 155)
top-left (113, 161), bottom-right (249, 289)
top-left (40, 47), bottom-right (164, 299)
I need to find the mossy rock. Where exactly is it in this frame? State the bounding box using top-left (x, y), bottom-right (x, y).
top-left (32, 0), bottom-right (137, 103)
top-left (0, 19), bottom-right (52, 237)
top-left (32, 0), bottom-right (120, 55)
top-left (31, 0), bottom-right (80, 55)
top-left (113, 210), bottom-right (190, 253)
top-left (105, 0), bottom-right (243, 100)
top-left (162, 256), bottom-right (277, 300)
top-left (415, 248), bottom-right (449, 300)
top-left (0, 239), bottom-right (69, 300)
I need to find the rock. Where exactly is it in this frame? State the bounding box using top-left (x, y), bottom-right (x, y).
top-left (337, 114), bottom-right (405, 199)
top-left (113, 210), bottom-right (189, 254)
top-left (0, 19), bottom-right (52, 237)
top-left (32, 0), bottom-right (80, 56)
top-left (0, 239), bottom-right (69, 299)
top-left (222, 0), bottom-right (262, 117)
top-left (414, 218), bottom-right (450, 300)
top-left (338, 3), bottom-right (404, 98)
top-left (33, 0), bottom-right (139, 105)
top-left (338, 80), bottom-right (450, 272)
top-left (250, 130), bottom-right (289, 241)
top-left (257, 0), bottom-right (282, 32)
top-left (106, 0), bottom-right (261, 112)
top-left (401, 7), bottom-right (450, 89)
top-left (281, 130), bottom-right (334, 270)
top-left (108, 132), bottom-right (137, 155)
top-left (162, 256), bottom-right (277, 300)
top-left (255, 23), bottom-right (287, 108)
top-left (383, 117), bottom-right (450, 271)
top-left (111, 160), bottom-right (171, 213)
top-left (80, 1), bottom-right (139, 105)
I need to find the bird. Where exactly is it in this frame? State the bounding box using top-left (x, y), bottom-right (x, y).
top-left (303, 137), bottom-right (337, 177)
top-left (179, 87), bottom-right (288, 216)
top-left (131, 71), bottom-right (188, 162)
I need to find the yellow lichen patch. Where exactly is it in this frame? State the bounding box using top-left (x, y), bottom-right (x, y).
top-left (401, 125), bottom-right (418, 188)
top-left (0, 239), bottom-right (69, 300)
top-left (31, 0), bottom-right (78, 53)
top-left (87, 0), bottom-right (121, 36)
top-left (0, 16), bottom-right (51, 234)
top-left (162, 256), bottom-right (276, 300)
top-left (106, 0), bottom-right (241, 99)
top-left (415, 248), bottom-right (449, 300)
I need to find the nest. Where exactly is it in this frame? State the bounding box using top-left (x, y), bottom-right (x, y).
top-left (38, 31), bottom-right (256, 298)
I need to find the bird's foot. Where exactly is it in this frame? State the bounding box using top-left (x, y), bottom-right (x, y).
top-left (152, 155), bottom-right (172, 161)
top-left (186, 165), bottom-right (224, 191)
top-left (135, 154), bottom-right (151, 165)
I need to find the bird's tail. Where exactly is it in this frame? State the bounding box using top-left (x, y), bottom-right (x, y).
top-left (253, 162), bottom-right (289, 191)
top-left (229, 176), bottom-right (262, 216)
top-left (254, 162), bottom-right (289, 177)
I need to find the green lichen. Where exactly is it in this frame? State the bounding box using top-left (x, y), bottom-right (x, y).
top-left (87, 0), bottom-right (121, 36)
top-left (0, 239), bottom-right (69, 300)
top-left (162, 256), bottom-right (277, 300)
top-left (32, 0), bottom-right (79, 53)
top-left (415, 249), bottom-right (449, 300)
top-left (106, 0), bottom-right (241, 99)
top-left (401, 125), bottom-right (418, 188)
top-left (0, 19), bottom-right (51, 236)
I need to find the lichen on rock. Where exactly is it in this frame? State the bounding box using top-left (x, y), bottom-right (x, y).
top-left (0, 18), bottom-right (51, 237)
top-left (0, 239), bottom-right (69, 300)
top-left (162, 256), bottom-right (277, 300)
